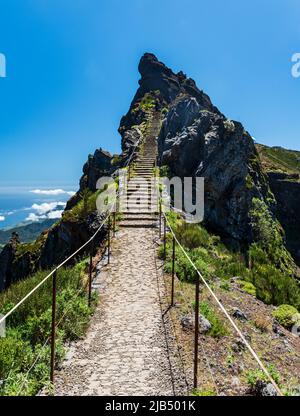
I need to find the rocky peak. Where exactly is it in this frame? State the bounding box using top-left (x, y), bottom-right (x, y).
top-left (80, 148), bottom-right (113, 192)
top-left (134, 52), bottom-right (218, 111)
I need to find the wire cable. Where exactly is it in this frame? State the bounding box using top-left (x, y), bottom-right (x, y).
top-left (163, 212), bottom-right (283, 396)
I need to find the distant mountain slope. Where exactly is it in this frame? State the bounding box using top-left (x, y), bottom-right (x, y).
top-left (0, 219), bottom-right (57, 246)
top-left (256, 144), bottom-right (300, 176)
top-left (256, 143), bottom-right (300, 264)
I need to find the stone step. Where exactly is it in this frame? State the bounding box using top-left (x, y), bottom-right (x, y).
top-left (131, 172), bottom-right (154, 175)
top-left (121, 210), bottom-right (159, 215)
top-left (119, 221), bottom-right (157, 229)
top-left (124, 204), bottom-right (158, 210)
top-left (124, 202), bottom-right (158, 207)
top-left (133, 170), bottom-right (154, 173)
top-left (126, 191), bottom-right (158, 197)
top-left (128, 179), bottom-right (155, 184)
top-left (122, 215), bottom-right (157, 221)
top-left (125, 194), bottom-right (157, 199)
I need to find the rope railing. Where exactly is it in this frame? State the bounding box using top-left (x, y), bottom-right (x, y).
top-left (161, 210), bottom-right (283, 396)
top-left (0, 131), bottom-right (144, 394)
top-left (0, 214), bottom-right (110, 328)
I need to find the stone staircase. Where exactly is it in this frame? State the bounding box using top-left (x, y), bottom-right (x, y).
top-left (119, 113), bottom-right (160, 228)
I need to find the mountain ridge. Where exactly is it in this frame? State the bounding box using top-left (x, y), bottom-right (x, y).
top-left (0, 52), bottom-right (299, 293)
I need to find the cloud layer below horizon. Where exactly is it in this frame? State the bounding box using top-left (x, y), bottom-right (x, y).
top-left (30, 189), bottom-right (75, 197)
top-left (25, 201), bottom-right (67, 222)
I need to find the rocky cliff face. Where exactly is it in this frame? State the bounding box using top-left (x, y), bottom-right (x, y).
top-left (121, 53), bottom-right (274, 247)
top-left (1, 52), bottom-right (299, 291)
top-left (257, 144), bottom-right (300, 264)
top-left (0, 148), bottom-right (114, 291)
top-left (158, 96), bottom-right (271, 244)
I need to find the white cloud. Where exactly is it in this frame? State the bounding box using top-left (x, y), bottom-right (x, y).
top-left (31, 201), bottom-right (66, 215)
top-left (30, 189), bottom-right (75, 196)
top-left (47, 210), bottom-right (64, 219)
top-left (25, 201), bottom-right (66, 222)
top-left (26, 213), bottom-right (46, 222)
top-left (0, 216), bottom-right (5, 221)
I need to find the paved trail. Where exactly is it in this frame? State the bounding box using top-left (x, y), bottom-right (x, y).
top-left (55, 227), bottom-right (182, 396)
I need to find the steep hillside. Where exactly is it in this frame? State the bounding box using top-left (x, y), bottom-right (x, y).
top-left (1, 52), bottom-right (299, 300)
top-left (120, 54), bottom-right (297, 277)
top-left (257, 144), bottom-right (300, 175)
top-left (0, 219), bottom-right (57, 246)
top-left (257, 144), bottom-right (300, 264)
top-left (0, 150), bottom-right (115, 291)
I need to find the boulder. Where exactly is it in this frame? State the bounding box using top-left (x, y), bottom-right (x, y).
top-left (180, 314), bottom-right (212, 334)
top-left (232, 308), bottom-right (248, 321)
top-left (253, 381), bottom-right (278, 396)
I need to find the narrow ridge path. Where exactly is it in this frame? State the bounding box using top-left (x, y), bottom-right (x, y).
top-left (54, 111), bottom-right (184, 396)
top-left (54, 227), bottom-right (175, 396)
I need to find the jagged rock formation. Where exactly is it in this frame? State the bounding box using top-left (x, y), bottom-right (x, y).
top-left (0, 148), bottom-right (113, 291)
top-left (1, 52), bottom-right (299, 291)
top-left (0, 233), bottom-right (20, 291)
top-left (121, 53), bottom-right (273, 247)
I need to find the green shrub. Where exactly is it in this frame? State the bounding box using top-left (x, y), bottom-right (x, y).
top-left (272, 304), bottom-right (300, 329)
top-left (192, 389), bottom-right (216, 396)
top-left (246, 365), bottom-right (280, 389)
top-left (249, 198), bottom-right (294, 274)
top-left (111, 155), bottom-right (122, 166)
top-left (0, 337), bottom-right (33, 379)
top-left (238, 280), bottom-right (256, 297)
top-left (0, 260), bottom-right (96, 396)
top-left (176, 223), bottom-right (211, 249)
top-left (220, 282), bottom-right (230, 291)
top-left (199, 301), bottom-right (228, 338)
top-left (159, 165), bottom-right (172, 179)
top-left (250, 264), bottom-right (300, 308)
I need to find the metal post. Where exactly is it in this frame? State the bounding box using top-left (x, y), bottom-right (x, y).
top-left (50, 270), bottom-right (57, 383)
top-left (108, 216), bottom-right (111, 264)
top-left (159, 201), bottom-right (162, 238)
top-left (194, 273), bottom-right (200, 390)
top-left (88, 240), bottom-right (94, 307)
top-left (163, 216), bottom-right (166, 259)
top-left (171, 237), bottom-right (175, 307)
top-left (113, 211), bottom-right (116, 236)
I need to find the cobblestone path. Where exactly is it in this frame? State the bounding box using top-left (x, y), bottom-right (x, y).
top-left (54, 227), bottom-right (181, 396)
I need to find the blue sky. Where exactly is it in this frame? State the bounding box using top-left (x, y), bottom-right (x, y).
top-left (0, 0), bottom-right (299, 186)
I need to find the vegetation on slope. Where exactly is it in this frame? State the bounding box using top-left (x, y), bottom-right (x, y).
top-left (159, 212), bottom-right (300, 395)
top-left (0, 219), bottom-right (57, 246)
top-left (0, 259), bottom-right (97, 396)
top-left (160, 211), bottom-right (300, 311)
top-left (256, 144), bottom-right (300, 176)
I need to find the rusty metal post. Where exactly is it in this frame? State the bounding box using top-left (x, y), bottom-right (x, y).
top-left (193, 273), bottom-right (200, 390)
top-left (113, 211), bottom-right (116, 236)
top-left (159, 200), bottom-right (162, 238)
top-left (88, 240), bottom-right (94, 307)
top-left (108, 216), bottom-right (111, 264)
top-left (50, 270), bottom-right (57, 383)
top-left (171, 236), bottom-right (175, 306)
top-left (163, 216), bottom-right (166, 259)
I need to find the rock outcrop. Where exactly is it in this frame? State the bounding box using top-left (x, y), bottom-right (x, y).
top-left (0, 233), bottom-right (19, 291)
top-left (120, 53), bottom-right (273, 247)
top-left (158, 96), bottom-right (272, 244)
top-left (66, 148), bottom-right (114, 211)
top-left (0, 148), bottom-right (114, 291)
top-left (1, 52), bottom-right (299, 291)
